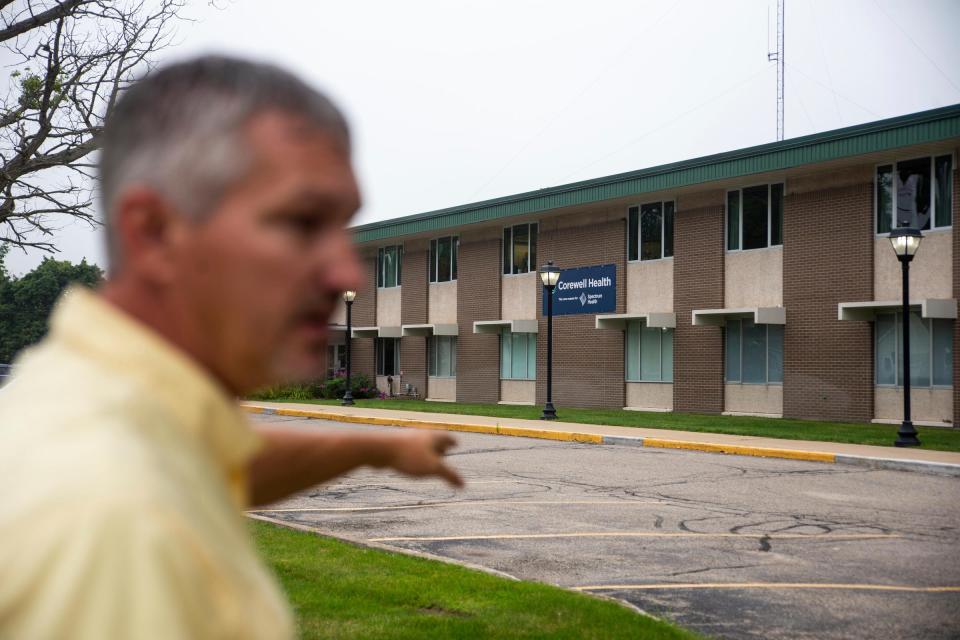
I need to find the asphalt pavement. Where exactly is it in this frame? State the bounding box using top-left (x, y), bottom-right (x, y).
top-left (250, 414), bottom-right (960, 640)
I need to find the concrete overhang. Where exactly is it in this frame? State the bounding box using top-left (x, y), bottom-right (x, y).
top-left (595, 312), bottom-right (676, 330)
top-left (328, 324), bottom-right (348, 332)
top-left (401, 323), bottom-right (459, 337)
top-left (692, 306), bottom-right (786, 327)
top-left (351, 326), bottom-right (402, 338)
top-left (837, 299), bottom-right (957, 321)
top-left (473, 319), bottom-right (539, 334)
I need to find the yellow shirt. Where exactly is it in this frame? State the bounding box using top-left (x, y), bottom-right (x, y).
top-left (0, 288), bottom-right (294, 639)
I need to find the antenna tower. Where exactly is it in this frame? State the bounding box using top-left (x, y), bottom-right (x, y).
top-left (767, 0), bottom-right (785, 140)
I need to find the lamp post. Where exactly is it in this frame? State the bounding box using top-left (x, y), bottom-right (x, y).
top-left (540, 261), bottom-right (560, 420)
top-left (889, 228), bottom-right (922, 447)
top-left (342, 290), bottom-right (356, 406)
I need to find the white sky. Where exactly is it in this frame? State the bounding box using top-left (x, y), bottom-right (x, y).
top-left (4, 0), bottom-right (960, 275)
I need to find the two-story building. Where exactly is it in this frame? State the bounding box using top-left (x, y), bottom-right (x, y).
top-left (326, 104), bottom-right (960, 427)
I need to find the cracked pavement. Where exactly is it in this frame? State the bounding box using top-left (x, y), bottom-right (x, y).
top-left (250, 415), bottom-right (960, 640)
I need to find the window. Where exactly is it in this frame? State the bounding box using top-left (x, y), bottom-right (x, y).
top-left (725, 319), bottom-right (783, 384)
top-left (500, 330), bottom-right (536, 380)
top-left (875, 312), bottom-right (952, 387)
top-left (876, 155), bottom-right (953, 233)
top-left (502, 223), bottom-right (538, 274)
top-left (628, 201), bottom-right (675, 261)
top-left (429, 236), bottom-right (458, 283)
top-left (327, 344), bottom-right (346, 378)
top-left (625, 321), bottom-right (673, 382)
top-left (726, 184), bottom-right (784, 251)
top-left (377, 245), bottom-right (402, 288)
top-left (375, 338), bottom-right (400, 376)
top-left (428, 336), bottom-right (457, 377)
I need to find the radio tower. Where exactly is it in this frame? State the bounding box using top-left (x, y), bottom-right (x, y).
top-left (767, 0), bottom-right (785, 140)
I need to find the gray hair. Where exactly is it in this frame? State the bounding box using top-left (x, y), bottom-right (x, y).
top-left (99, 55), bottom-right (350, 265)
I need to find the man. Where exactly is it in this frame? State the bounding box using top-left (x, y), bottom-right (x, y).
top-left (0, 56), bottom-right (462, 638)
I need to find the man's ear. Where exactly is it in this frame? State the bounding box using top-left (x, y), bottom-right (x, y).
top-left (111, 186), bottom-right (189, 285)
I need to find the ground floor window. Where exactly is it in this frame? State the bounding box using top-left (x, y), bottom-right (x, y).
top-left (327, 344), bottom-right (346, 378)
top-left (429, 336), bottom-right (457, 378)
top-left (725, 319), bottom-right (783, 384)
top-left (875, 313), bottom-right (952, 387)
top-left (500, 330), bottom-right (536, 380)
top-left (626, 321), bottom-right (673, 382)
top-left (376, 338), bottom-right (400, 376)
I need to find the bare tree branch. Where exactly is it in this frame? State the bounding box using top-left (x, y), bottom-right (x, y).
top-left (0, 0), bottom-right (90, 43)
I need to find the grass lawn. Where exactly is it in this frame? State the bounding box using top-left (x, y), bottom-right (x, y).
top-left (257, 397), bottom-right (960, 453)
top-left (251, 519), bottom-right (699, 640)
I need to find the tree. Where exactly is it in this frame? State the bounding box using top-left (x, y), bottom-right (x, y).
top-left (0, 249), bottom-right (103, 362)
top-left (1, 0), bottom-right (184, 252)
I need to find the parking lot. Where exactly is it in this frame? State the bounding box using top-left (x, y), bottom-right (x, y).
top-left (250, 414), bottom-right (960, 640)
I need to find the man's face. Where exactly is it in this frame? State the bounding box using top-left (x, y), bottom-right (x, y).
top-left (173, 112), bottom-right (363, 393)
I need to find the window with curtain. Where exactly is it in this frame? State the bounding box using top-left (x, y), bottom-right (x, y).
top-left (500, 330), bottom-right (536, 380)
top-left (377, 245), bottom-right (402, 288)
top-left (428, 336), bottom-right (457, 377)
top-left (875, 312), bottom-right (952, 387)
top-left (502, 223), bottom-right (538, 274)
top-left (625, 321), bottom-right (673, 382)
top-left (724, 318), bottom-right (783, 384)
top-left (429, 236), bottom-right (458, 283)
top-left (628, 201), bottom-right (674, 261)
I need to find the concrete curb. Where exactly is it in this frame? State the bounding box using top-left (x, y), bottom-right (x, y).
top-left (243, 404), bottom-right (960, 478)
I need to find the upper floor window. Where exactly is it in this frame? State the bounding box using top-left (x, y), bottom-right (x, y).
top-left (503, 223), bottom-right (538, 275)
top-left (726, 184), bottom-right (783, 251)
top-left (876, 155), bottom-right (953, 234)
top-left (377, 245), bottom-right (402, 288)
top-left (725, 318), bottom-right (783, 384)
top-left (626, 321), bottom-right (673, 382)
top-left (875, 312), bottom-right (952, 387)
top-left (429, 236), bottom-right (458, 283)
top-left (628, 201), bottom-right (674, 261)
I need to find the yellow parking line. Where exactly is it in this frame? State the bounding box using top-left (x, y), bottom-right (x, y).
top-left (369, 532), bottom-right (899, 543)
top-left (574, 582), bottom-right (960, 593)
top-left (252, 500), bottom-right (662, 513)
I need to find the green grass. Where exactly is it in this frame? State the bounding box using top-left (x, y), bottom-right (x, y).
top-left (251, 520), bottom-right (698, 640)
top-left (259, 398), bottom-right (960, 453)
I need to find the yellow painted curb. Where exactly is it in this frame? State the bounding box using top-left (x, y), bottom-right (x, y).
top-left (641, 438), bottom-right (836, 463)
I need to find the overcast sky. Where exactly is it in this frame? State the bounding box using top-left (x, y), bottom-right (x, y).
top-left (3, 0), bottom-right (959, 275)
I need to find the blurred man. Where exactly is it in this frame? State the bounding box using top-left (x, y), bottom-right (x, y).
top-left (0, 56), bottom-right (462, 639)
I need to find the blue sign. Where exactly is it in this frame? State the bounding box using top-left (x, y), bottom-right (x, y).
top-left (544, 263), bottom-right (617, 316)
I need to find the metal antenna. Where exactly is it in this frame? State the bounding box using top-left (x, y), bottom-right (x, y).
top-left (767, 0), bottom-right (785, 140)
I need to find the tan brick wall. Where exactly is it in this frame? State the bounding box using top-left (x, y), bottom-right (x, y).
top-left (535, 216), bottom-right (626, 409)
top-left (953, 167), bottom-right (959, 426)
top-left (783, 181), bottom-right (874, 421)
top-left (674, 194), bottom-right (725, 413)
top-left (456, 232), bottom-right (502, 403)
top-left (401, 244), bottom-right (428, 398)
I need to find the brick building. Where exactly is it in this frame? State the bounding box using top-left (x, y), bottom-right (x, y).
top-left (326, 104), bottom-right (960, 426)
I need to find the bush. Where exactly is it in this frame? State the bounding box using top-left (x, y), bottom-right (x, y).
top-left (248, 382), bottom-right (318, 401)
top-left (319, 372), bottom-right (377, 400)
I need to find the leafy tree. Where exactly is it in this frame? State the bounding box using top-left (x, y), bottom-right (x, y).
top-left (0, 248), bottom-right (103, 362)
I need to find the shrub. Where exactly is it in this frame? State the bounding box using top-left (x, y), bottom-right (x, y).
top-left (319, 372), bottom-right (377, 400)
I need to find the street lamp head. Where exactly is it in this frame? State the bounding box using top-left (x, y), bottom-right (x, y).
top-left (540, 261), bottom-right (560, 288)
top-left (889, 227), bottom-right (922, 259)
top-left (342, 290), bottom-right (357, 303)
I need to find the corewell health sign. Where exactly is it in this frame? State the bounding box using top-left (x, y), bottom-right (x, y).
top-left (544, 263), bottom-right (617, 316)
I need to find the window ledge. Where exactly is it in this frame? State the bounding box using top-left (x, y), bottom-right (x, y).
top-left (871, 418), bottom-right (954, 429)
top-left (624, 406), bottom-right (672, 412)
top-left (722, 411), bottom-right (783, 418)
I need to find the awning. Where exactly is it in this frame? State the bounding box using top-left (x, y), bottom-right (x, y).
top-left (473, 319), bottom-right (538, 334)
top-left (692, 306), bottom-right (786, 327)
top-left (401, 323), bottom-right (459, 336)
top-left (838, 299), bottom-right (957, 321)
top-left (595, 312), bottom-right (676, 330)
top-left (351, 326), bottom-right (402, 338)
top-left (328, 324), bottom-right (348, 332)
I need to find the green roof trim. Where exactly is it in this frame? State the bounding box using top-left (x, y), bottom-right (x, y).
top-left (353, 103), bottom-right (960, 244)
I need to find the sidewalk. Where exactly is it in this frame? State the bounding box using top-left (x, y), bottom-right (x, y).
top-left (242, 401), bottom-right (960, 477)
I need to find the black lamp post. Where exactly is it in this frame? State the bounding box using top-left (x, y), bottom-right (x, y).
top-left (889, 227), bottom-right (922, 447)
top-left (540, 260), bottom-right (560, 420)
top-left (342, 290), bottom-right (356, 406)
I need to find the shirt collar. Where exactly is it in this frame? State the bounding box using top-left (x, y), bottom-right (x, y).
top-left (49, 287), bottom-right (261, 475)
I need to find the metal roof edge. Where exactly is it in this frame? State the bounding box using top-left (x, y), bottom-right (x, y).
top-left (353, 103), bottom-right (960, 244)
